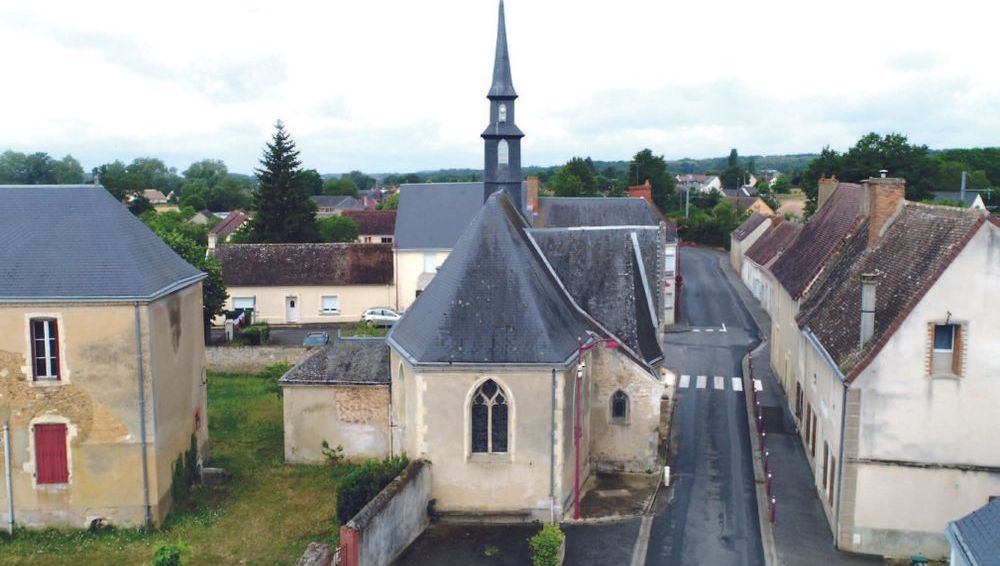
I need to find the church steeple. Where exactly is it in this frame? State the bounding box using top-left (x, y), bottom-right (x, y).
top-left (482, 0), bottom-right (524, 209)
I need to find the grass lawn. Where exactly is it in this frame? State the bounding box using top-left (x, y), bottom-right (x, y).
top-left (0, 366), bottom-right (341, 566)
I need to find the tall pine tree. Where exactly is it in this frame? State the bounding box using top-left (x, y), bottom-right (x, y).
top-left (251, 121), bottom-right (318, 243)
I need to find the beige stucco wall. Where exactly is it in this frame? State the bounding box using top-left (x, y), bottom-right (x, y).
top-left (769, 282), bottom-right (802, 396)
top-left (395, 250), bottom-right (449, 312)
top-left (222, 284), bottom-right (393, 325)
top-left (283, 384), bottom-right (390, 464)
top-left (0, 284), bottom-right (206, 528)
top-left (729, 220), bottom-right (769, 274)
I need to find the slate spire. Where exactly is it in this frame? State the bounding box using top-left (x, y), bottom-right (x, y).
top-left (483, 0), bottom-right (525, 210)
top-left (489, 0), bottom-right (517, 98)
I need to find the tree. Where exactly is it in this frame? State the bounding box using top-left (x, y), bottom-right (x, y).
top-left (626, 149), bottom-right (676, 211)
top-left (93, 160), bottom-right (142, 201)
top-left (150, 228), bottom-right (228, 344)
top-left (128, 157), bottom-right (181, 191)
top-left (316, 216), bottom-right (359, 243)
top-left (379, 193), bottom-right (399, 210)
top-left (299, 169), bottom-right (324, 195)
top-left (251, 121), bottom-right (318, 243)
top-left (52, 155), bottom-right (85, 184)
top-left (128, 195), bottom-right (154, 216)
top-left (183, 159), bottom-right (229, 188)
top-left (345, 170), bottom-right (375, 191)
top-left (323, 176), bottom-right (359, 197)
top-left (720, 148), bottom-right (746, 190)
top-left (800, 146), bottom-right (842, 216)
top-left (771, 175), bottom-right (792, 194)
top-left (548, 157), bottom-right (598, 197)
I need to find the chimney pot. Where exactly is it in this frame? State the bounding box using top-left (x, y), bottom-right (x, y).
top-left (860, 271), bottom-right (880, 346)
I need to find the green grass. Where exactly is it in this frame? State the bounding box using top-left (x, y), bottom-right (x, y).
top-left (0, 366), bottom-right (342, 566)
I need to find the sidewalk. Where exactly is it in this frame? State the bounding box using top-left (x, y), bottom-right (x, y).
top-left (720, 261), bottom-right (882, 565)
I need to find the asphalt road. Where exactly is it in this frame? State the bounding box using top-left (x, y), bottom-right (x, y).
top-left (646, 246), bottom-right (765, 566)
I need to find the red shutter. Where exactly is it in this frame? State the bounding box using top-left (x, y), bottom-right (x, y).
top-left (35, 424), bottom-right (69, 484)
top-left (49, 320), bottom-right (60, 380)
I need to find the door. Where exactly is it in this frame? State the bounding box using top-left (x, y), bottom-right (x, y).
top-left (285, 296), bottom-right (299, 323)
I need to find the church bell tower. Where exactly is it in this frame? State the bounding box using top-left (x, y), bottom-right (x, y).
top-left (482, 0), bottom-right (524, 208)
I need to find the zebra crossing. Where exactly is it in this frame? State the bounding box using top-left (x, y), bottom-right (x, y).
top-left (674, 375), bottom-right (762, 393)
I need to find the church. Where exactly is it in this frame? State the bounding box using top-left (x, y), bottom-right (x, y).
top-left (280, 0), bottom-right (672, 522)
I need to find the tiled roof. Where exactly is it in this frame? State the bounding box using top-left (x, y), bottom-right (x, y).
top-left (797, 203), bottom-right (986, 378)
top-left (216, 243), bottom-right (393, 287)
top-left (745, 220), bottom-right (802, 268)
top-left (394, 183), bottom-right (486, 250)
top-left (342, 210), bottom-right (396, 236)
top-left (279, 337), bottom-right (390, 385)
top-left (312, 195), bottom-right (363, 210)
top-left (947, 497), bottom-right (1000, 565)
top-left (209, 209), bottom-right (250, 237)
top-left (0, 186), bottom-right (204, 301)
top-left (537, 197), bottom-right (660, 228)
top-left (732, 212), bottom-right (770, 241)
top-left (142, 189), bottom-right (167, 202)
top-left (770, 183), bottom-right (863, 299)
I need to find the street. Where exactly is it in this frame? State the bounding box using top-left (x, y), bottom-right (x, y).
top-left (646, 246), bottom-right (765, 566)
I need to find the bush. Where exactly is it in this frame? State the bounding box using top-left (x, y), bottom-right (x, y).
top-left (341, 321), bottom-right (388, 338)
top-left (239, 322), bottom-right (270, 345)
top-left (528, 523), bottom-right (564, 566)
top-left (335, 455), bottom-right (409, 523)
top-left (151, 541), bottom-right (189, 566)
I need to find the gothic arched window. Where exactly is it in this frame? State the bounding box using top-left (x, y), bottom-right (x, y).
top-left (498, 140), bottom-right (510, 166)
top-left (471, 379), bottom-right (508, 453)
top-left (611, 390), bottom-right (629, 423)
top-left (498, 103), bottom-right (507, 123)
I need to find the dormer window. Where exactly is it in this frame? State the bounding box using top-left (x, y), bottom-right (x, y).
top-left (498, 140), bottom-right (509, 166)
top-left (498, 104), bottom-right (507, 123)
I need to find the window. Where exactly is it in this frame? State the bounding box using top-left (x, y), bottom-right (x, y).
top-left (233, 297), bottom-right (256, 310)
top-left (611, 390), bottom-right (629, 423)
top-left (828, 457), bottom-right (836, 504)
top-left (930, 323), bottom-right (964, 376)
top-left (471, 379), bottom-right (508, 454)
top-left (822, 442), bottom-right (830, 490)
top-left (363, 236), bottom-right (372, 243)
top-left (423, 253), bottom-right (438, 273)
top-left (933, 324), bottom-right (955, 351)
top-left (498, 104), bottom-right (507, 123)
top-left (498, 140), bottom-right (509, 166)
top-left (794, 382), bottom-right (803, 419)
top-left (381, 237), bottom-right (393, 243)
top-left (810, 412), bottom-right (817, 459)
top-left (30, 318), bottom-right (60, 381)
top-left (321, 296), bottom-right (340, 314)
top-left (34, 423), bottom-right (69, 484)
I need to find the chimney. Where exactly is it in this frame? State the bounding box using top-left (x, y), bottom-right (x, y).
top-left (628, 179), bottom-right (653, 206)
top-left (526, 176), bottom-right (540, 214)
top-left (859, 272), bottom-right (879, 347)
top-left (862, 177), bottom-right (906, 249)
top-left (817, 175), bottom-right (838, 211)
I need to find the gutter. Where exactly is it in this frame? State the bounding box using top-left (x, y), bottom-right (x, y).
top-left (133, 303), bottom-right (152, 529)
top-left (0, 272), bottom-right (207, 304)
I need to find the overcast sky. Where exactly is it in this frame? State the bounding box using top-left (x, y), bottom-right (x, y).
top-left (1, 0), bottom-right (998, 174)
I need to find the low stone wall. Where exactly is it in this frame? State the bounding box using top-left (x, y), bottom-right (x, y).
top-left (340, 460), bottom-right (432, 566)
top-left (205, 346), bottom-right (309, 373)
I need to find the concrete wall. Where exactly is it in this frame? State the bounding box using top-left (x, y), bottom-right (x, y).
top-left (340, 459), bottom-right (432, 566)
top-left (205, 346), bottom-right (309, 373)
top-left (769, 282), bottom-right (801, 397)
top-left (588, 348), bottom-right (665, 473)
top-left (729, 219), bottom-right (769, 275)
top-left (221, 284), bottom-right (393, 325)
top-left (394, 250), bottom-right (449, 312)
top-left (283, 384), bottom-right (390, 463)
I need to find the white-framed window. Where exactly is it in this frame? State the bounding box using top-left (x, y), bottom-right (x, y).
top-left (232, 297), bottom-right (256, 310)
top-left (423, 252), bottom-right (438, 273)
top-left (498, 103), bottom-right (507, 123)
top-left (498, 140), bottom-right (509, 166)
top-left (30, 318), bottom-right (60, 381)
top-left (321, 296), bottom-right (340, 314)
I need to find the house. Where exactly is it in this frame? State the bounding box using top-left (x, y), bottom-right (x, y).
top-left (311, 195), bottom-right (364, 217)
top-left (207, 209), bottom-right (249, 250)
top-left (187, 210), bottom-right (215, 226)
top-left (0, 185), bottom-right (208, 529)
top-left (142, 189), bottom-right (168, 204)
top-left (676, 174), bottom-right (722, 193)
top-left (280, 336), bottom-right (391, 463)
top-left (358, 189), bottom-right (380, 211)
top-left (792, 180), bottom-right (999, 558)
top-left (740, 219), bottom-right (801, 314)
top-left (729, 212), bottom-right (771, 274)
top-left (723, 195), bottom-right (774, 216)
top-left (342, 210), bottom-right (396, 244)
top-left (945, 497), bottom-right (1000, 566)
top-left (214, 243), bottom-right (393, 324)
top-left (932, 191), bottom-right (987, 210)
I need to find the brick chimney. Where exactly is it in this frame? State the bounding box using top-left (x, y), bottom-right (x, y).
top-left (817, 175), bottom-right (838, 211)
top-left (628, 179), bottom-right (653, 205)
top-left (862, 177), bottom-right (906, 249)
top-left (526, 176), bottom-right (540, 214)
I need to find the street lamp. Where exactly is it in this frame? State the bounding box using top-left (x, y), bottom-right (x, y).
top-left (573, 335), bottom-right (620, 520)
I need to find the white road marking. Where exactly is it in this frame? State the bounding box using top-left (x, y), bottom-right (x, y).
top-left (679, 375), bottom-right (690, 388)
top-left (753, 379), bottom-right (763, 392)
top-left (692, 328), bottom-right (702, 333)
top-left (721, 323), bottom-right (727, 333)
top-left (696, 375), bottom-right (707, 389)
top-left (714, 376), bottom-right (724, 390)
top-left (705, 328), bottom-right (715, 333)
top-left (732, 378), bottom-right (743, 392)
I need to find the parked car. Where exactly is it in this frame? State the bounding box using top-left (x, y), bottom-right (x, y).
top-left (302, 331), bottom-right (330, 347)
top-left (361, 307), bottom-right (402, 327)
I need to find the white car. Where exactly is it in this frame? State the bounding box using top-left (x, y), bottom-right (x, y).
top-left (361, 307), bottom-right (402, 327)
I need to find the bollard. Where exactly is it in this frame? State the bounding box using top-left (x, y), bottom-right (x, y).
top-left (770, 497), bottom-right (776, 524)
top-left (767, 472), bottom-right (772, 497)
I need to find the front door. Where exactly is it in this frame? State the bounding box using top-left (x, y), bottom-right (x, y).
top-left (285, 296), bottom-right (299, 323)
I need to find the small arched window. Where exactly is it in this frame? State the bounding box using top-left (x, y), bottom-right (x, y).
top-left (611, 390), bottom-right (629, 423)
top-left (498, 103), bottom-right (507, 123)
top-left (471, 379), bottom-right (508, 453)
top-left (498, 140), bottom-right (509, 166)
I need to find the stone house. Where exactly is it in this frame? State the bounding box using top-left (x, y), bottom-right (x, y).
top-left (793, 180), bottom-right (999, 558)
top-left (342, 210), bottom-right (396, 244)
top-left (0, 186), bottom-right (208, 528)
top-left (311, 195), bottom-right (364, 218)
top-left (214, 243), bottom-right (393, 324)
top-left (729, 212), bottom-right (771, 274)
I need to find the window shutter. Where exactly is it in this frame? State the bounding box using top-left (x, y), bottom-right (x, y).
top-left (49, 320), bottom-right (60, 380)
top-left (35, 424), bottom-right (69, 484)
top-left (952, 325), bottom-right (964, 376)
top-left (29, 320), bottom-right (39, 379)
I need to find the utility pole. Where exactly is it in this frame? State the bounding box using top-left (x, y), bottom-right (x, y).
top-left (960, 170), bottom-right (967, 204)
top-left (685, 185), bottom-right (690, 218)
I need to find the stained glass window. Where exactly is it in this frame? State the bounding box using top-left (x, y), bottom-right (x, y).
top-left (471, 379), bottom-right (508, 453)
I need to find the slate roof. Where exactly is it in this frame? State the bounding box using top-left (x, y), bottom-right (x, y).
top-left (797, 203), bottom-right (986, 378)
top-left (312, 195), bottom-right (363, 210)
top-left (732, 212), bottom-right (770, 241)
top-left (770, 182), bottom-right (863, 299)
top-left (216, 243), bottom-right (393, 287)
top-left (209, 209), bottom-right (249, 237)
top-left (537, 197), bottom-right (660, 228)
top-left (0, 186), bottom-right (205, 302)
top-left (946, 497), bottom-right (1000, 565)
top-left (394, 182), bottom-right (487, 250)
top-left (389, 193), bottom-right (593, 365)
top-left (933, 191), bottom-right (984, 208)
top-left (342, 210), bottom-right (396, 236)
top-left (279, 337), bottom-right (390, 385)
top-left (488, 0), bottom-right (517, 98)
top-left (745, 220), bottom-right (802, 268)
top-left (529, 227), bottom-right (663, 365)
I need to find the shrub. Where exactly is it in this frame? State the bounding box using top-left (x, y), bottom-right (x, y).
top-left (239, 322), bottom-right (270, 345)
top-left (341, 321), bottom-right (388, 338)
top-left (335, 455), bottom-right (409, 523)
top-left (528, 523), bottom-right (564, 566)
top-left (151, 541), bottom-right (189, 566)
